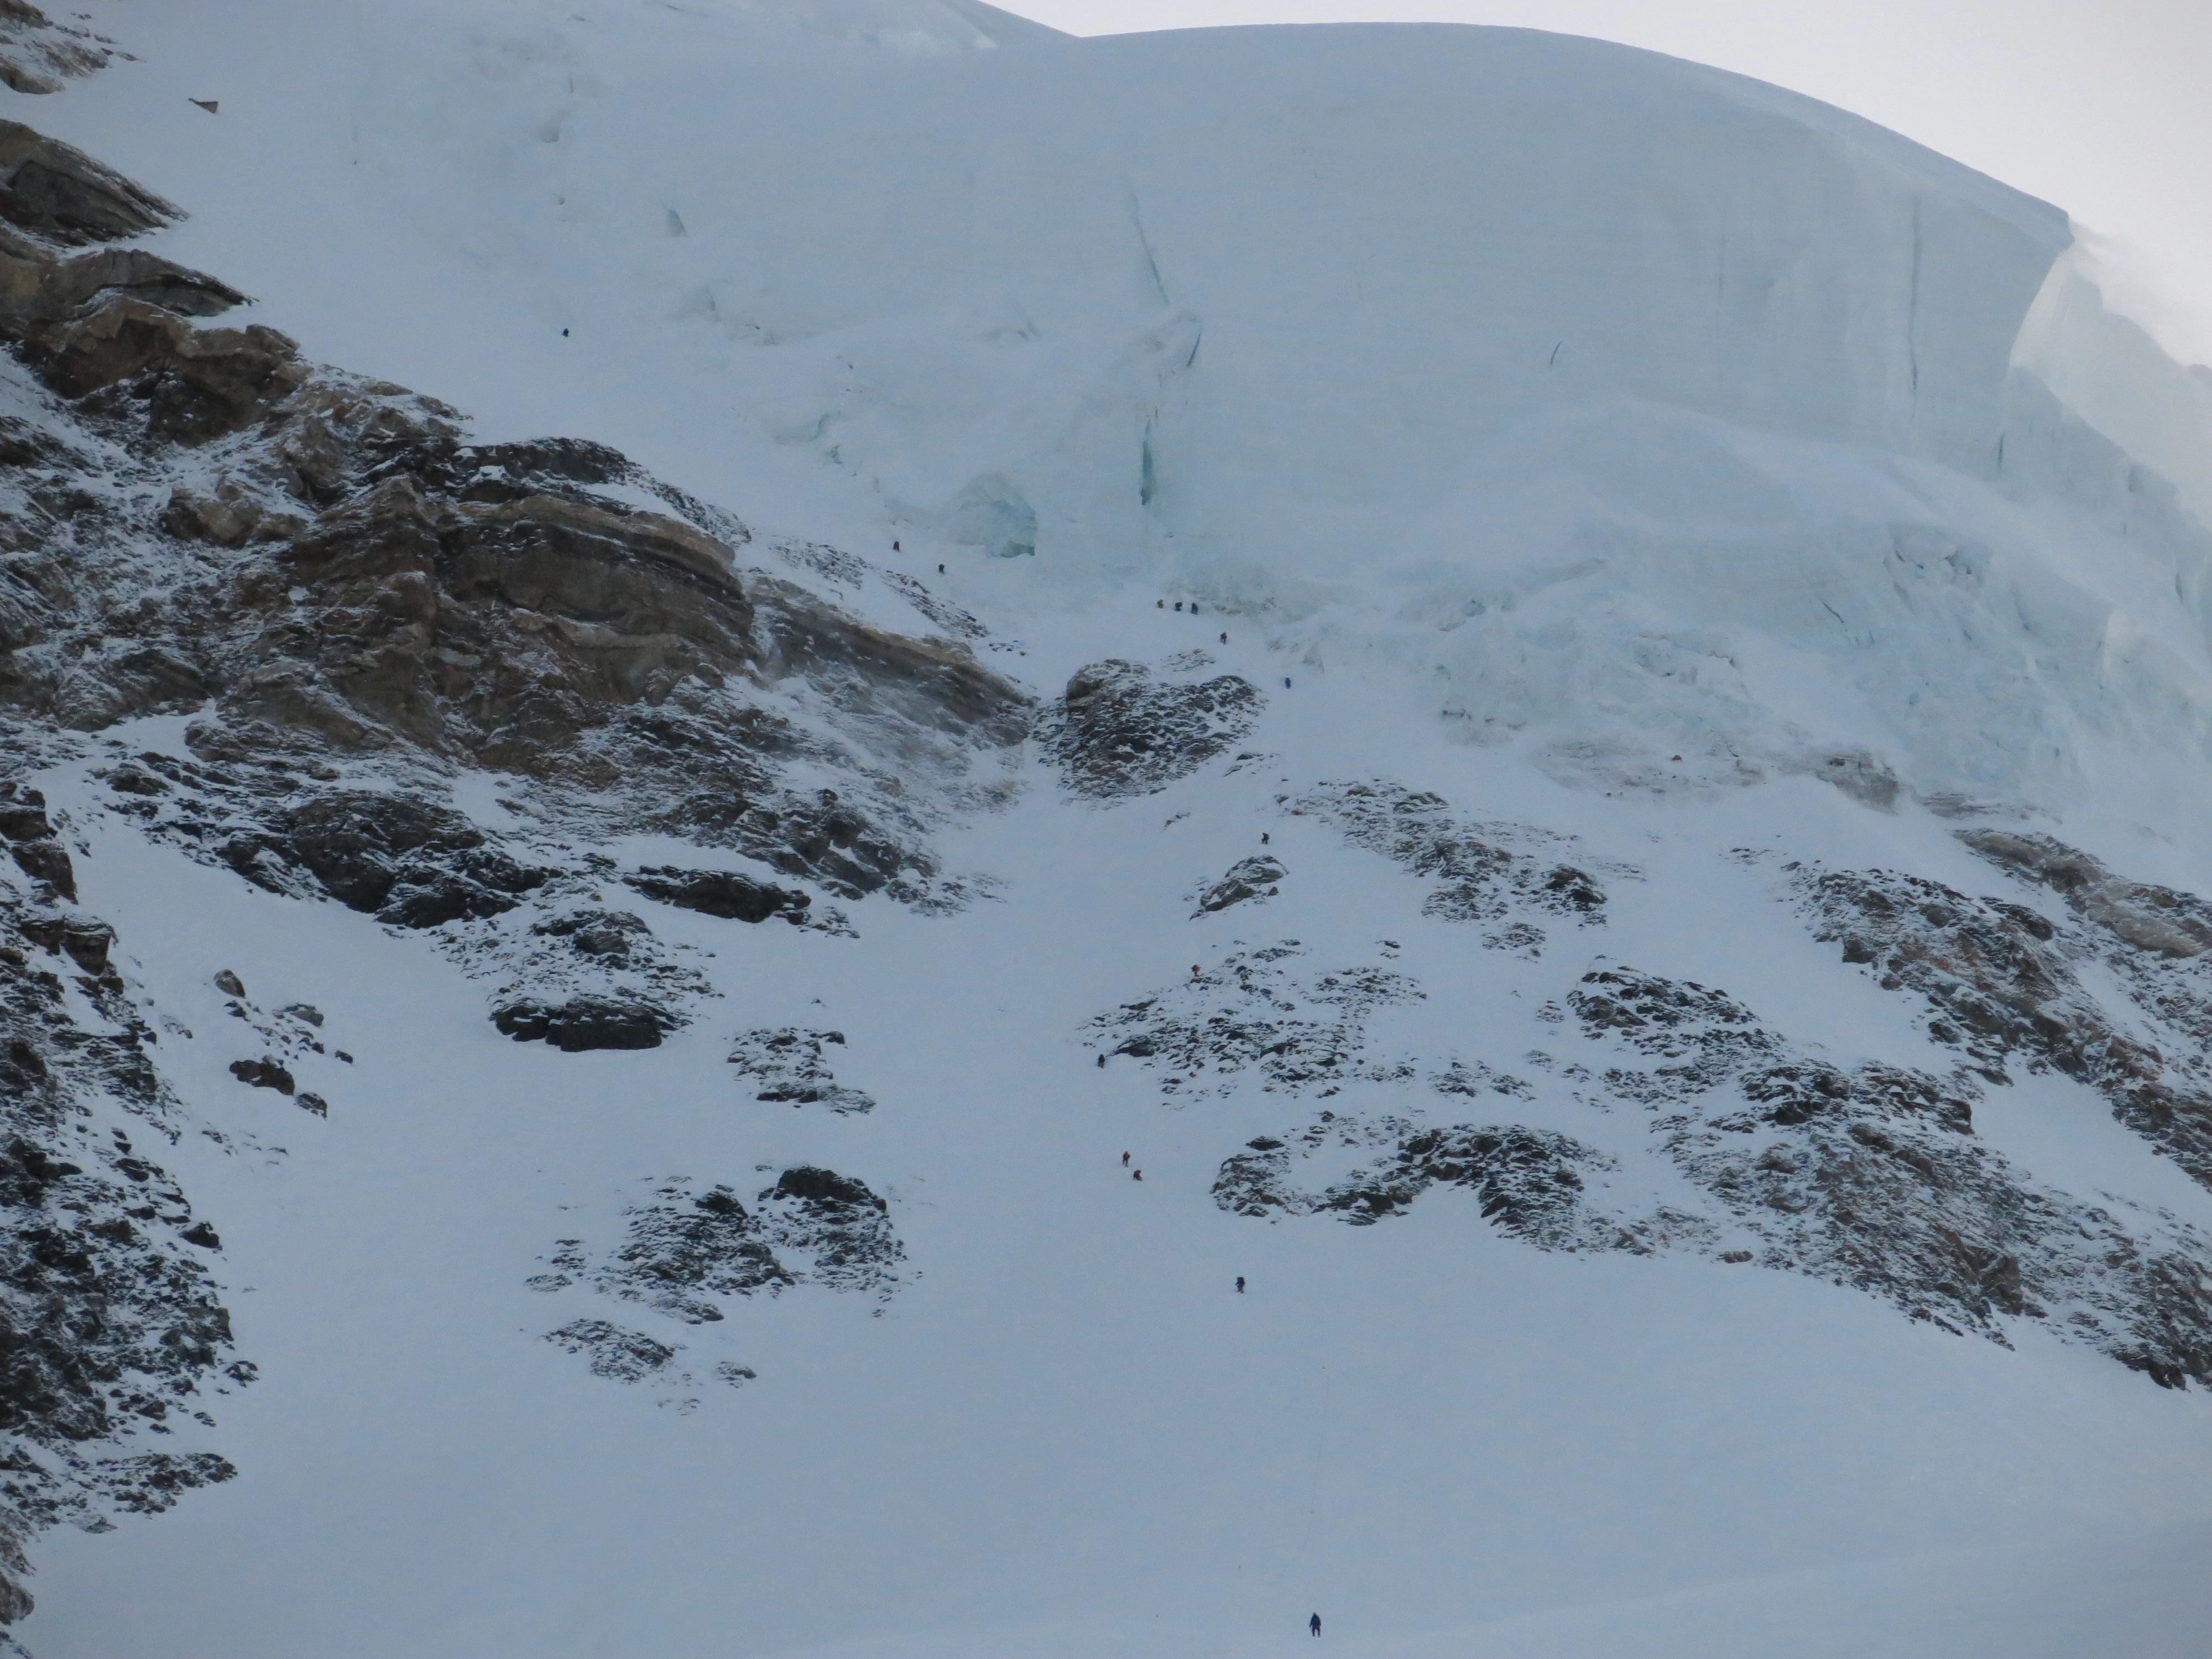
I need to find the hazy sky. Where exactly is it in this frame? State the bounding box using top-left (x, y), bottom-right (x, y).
top-left (1009, 0), bottom-right (2212, 364)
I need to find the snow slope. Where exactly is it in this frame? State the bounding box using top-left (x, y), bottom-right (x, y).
top-left (5, 3), bottom-right (2212, 1656)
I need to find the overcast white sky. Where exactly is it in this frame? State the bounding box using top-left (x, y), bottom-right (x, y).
top-left (1009, 0), bottom-right (2212, 364)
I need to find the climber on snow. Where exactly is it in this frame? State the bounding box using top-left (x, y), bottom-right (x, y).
top-left (1097, 1053), bottom-right (1107, 1068)
top-left (1310, 1614), bottom-right (1322, 1637)
top-left (1236, 1276), bottom-right (1245, 1293)
top-left (1133, 1168), bottom-right (1143, 1181)
top-left (1121, 1151), bottom-right (1130, 1167)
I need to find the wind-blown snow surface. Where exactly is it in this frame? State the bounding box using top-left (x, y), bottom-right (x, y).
top-left (13, 3), bottom-right (2212, 1655)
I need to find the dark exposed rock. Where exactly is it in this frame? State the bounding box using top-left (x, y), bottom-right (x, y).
top-left (1431, 1058), bottom-right (1535, 1100)
top-left (1212, 943), bottom-right (2212, 1390)
top-left (0, 113), bottom-right (1034, 1611)
top-left (1193, 853), bottom-right (1285, 915)
top-left (0, 4), bottom-right (116, 98)
top-left (14, 915), bottom-right (106, 977)
top-left (32, 301), bottom-right (308, 445)
top-left (218, 790), bottom-right (549, 928)
top-left (542, 1168), bottom-right (904, 1328)
top-left (1960, 830), bottom-right (2212, 959)
top-left (728, 1028), bottom-right (874, 1113)
top-left (1087, 943), bottom-right (1422, 1099)
top-left (0, 891), bottom-right (243, 1622)
top-left (879, 570), bottom-right (987, 640)
top-left (6, 836), bottom-right (68, 899)
top-left (1042, 658), bottom-right (1262, 797)
top-left (0, 116), bottom-right (1025, 933)
top-left (226, 1057), bottom-right (294, 1095)
top-left (589, 1183), bottom-right (785, 1321)
top-left (0, 782), bottom-right (49, 842)
top-left (774, 1165), bottom-right (884, 1209)
top-left (1569, 964), bottom-right (2212, 1383)
top-left (1215, 1114), bottom-right (1632, 1249)
top-left (1289, 780), bottom-right (1605, 950)
top-left (625, 867), bottom-right (810, 925)
top-left (0, 120), bottom-right (174, 244)
top-left (532, 909), bottom-right (650, 960)
top-left (1786, 862), bottom-right (2212, 1188)
top-left (544, 1318), bottom-right (678, 1383)
top-left (493, 995), bottom-right (678, 1053)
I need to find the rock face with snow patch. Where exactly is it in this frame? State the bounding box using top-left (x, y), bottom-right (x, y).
top-left (0, 109), bottom-right (1034, 1616)
top-left (1042, 659), bottom-right (1261, 797)
top-left (1212, 955), bottom-right (2212, 1390)
top-left (531, 1167), bottom-right (904, 1328)
top-left (1192, 853), bottom-right (1285, 916)
top-left (1089, 943), bottom-right (1423, 1099)
top-left (1783, 852), bottom-right (2212, 1189)
top-left (0, 887), bottom-right (244, 1623)
top-left (1290, 781), bottom-right (1606, 953)
top-left (729, 1027), bottom-right (875, 1113)
top-left (1215, 1116), bottom-right (1631, 1249)
top-left (0, 138), bottom-right (1031, 916)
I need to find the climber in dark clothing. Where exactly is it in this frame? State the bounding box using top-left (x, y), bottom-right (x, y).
top-left (1133, 1168), bottom-right (1143, 1181)
top-left (1310, 1613), bottom-right (1321, 1637)
top-left (1235, 1276), bottom-right (1245, 1293)
top-left (1261, 832), bottom-right (1270, 844)
top-left (1121, 1151), bottom-right (1130, 1166)
top-left (1097, 1053), bottom-right (1107, 1068)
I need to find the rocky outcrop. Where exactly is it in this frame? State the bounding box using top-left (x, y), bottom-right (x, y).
top-left (0, 121), bottom-right (168, 244)
top-left (544, 1319), bottom-right (681, 1384)
top-left (0, 6), bottom-right (116, 97)
top-left (728, 1028), bottom-right (875, 1113)
top-left (1215, 1115), bottom-right (1634, 1249)
top-left (1201, 936), bottom-right (2212, 1390)
top-left (1564, 964), bottom-right (2212, 1386)
top-left (0, 115), bottom-right (1028, 930)
top-left (1042, 658), bottom-right (1261, 797)
top-left (1087, 943), bottom-right (1422, 1099)
top-left (1960, 831), bottom-right (2212, 961)
top-left (493, 995), bottom-right (679, 1053)
top-left (1288, 780), bottom-right (1605, 953)
top-left (0, 111), bottom-right (1036, 1614)
top-left (0, 884), bottom-right (245, 1621)
top-left (625, 867), bottom-right (812, 925)
top-left (217, 790), bottom-right (550, 927)
top-left (1193, 853), bottom-right (1284, 916)
top-left (1785, 858), bottom-right (2212, 1188)
top-left (0, 780), bottom-right (69, 900)
top-left (530, 1168), bottom-right (904, 1329)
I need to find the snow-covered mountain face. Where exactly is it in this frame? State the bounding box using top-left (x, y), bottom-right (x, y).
top-left (3, 3), bottom-right (2212, 1656)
